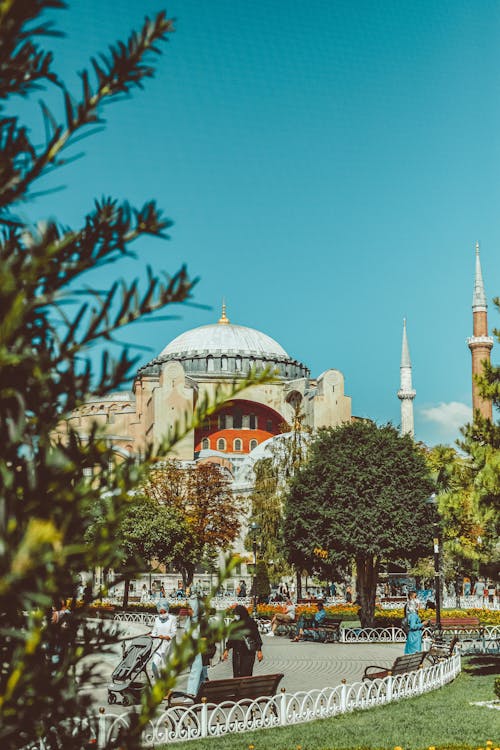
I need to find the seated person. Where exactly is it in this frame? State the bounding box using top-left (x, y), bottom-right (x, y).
top-left (267, 598), bottom-right (296, 636)
top-left (292, 600), bottom-right (326, 642)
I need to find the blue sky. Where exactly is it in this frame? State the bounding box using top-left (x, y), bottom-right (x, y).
top-left (18, 1), bottom-right (499, 446)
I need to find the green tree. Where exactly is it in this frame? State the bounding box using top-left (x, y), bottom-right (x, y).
top-left (144, 461), bottom-right (242, 586)
top-left (248, 419), bottom-right (310, 586)
top-left (425, 444), bottom-right (496, 579)
top-left (457, 296), bottom-right (500, 575)
top-left (251, 559), bottom-right (271, 603)
top-left (0, 5), bottom-right (200, 749)
top-left (283, 421), bottom-right (435, 627)
top-left (87, 495), bottom-right (188, 607)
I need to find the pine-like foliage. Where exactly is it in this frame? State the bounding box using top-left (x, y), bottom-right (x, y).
top-left (459, 297), bottom-right (500, 542)
top-left (283, 421), bottom-right (435, 627)
top-left (0, 4), bottom-right (200, 749)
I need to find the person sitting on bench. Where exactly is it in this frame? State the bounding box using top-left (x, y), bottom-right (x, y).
top-left (291, 600), bottom-right (326, 642)
top-left (267, 598), bottom-right (296, 636)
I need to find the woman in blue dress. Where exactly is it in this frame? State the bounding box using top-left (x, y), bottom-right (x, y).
top-left (404, 609), bottom-right (429, 654)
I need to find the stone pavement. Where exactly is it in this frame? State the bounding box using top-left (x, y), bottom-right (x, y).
top-left (208, 636), bottom-right (403, 694)
top-left (78, 625), bottom-right (404, 707)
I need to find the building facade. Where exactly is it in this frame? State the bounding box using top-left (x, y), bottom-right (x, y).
top-left (61, 304), bottom-right (352, 471)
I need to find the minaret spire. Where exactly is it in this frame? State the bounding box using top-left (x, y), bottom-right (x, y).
top-left (398, 318), bottom-right (416, 437)
top-left (472, 241), bottom-right (487, 311)
top-left (467, 243), bottom-right (493, 420)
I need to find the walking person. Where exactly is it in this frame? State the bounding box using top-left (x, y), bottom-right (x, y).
top-left (404, 608), bottom-right (429, 655)
top-left (222, 604), bottom-right (263, 677)
top-left (404, 590), bottom-right (419, 616)
top-left (472, 578), bottom-right (485, 602)
top-left (150, 602), bottom-right (177, 681)
top-left (47, 598), bottom-right (74, 669)
top-left (184, 590), bottom-right (210, 699)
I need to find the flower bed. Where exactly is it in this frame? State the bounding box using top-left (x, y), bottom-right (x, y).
top-left (373, 607), bottom-right (500, 627)
top-left (74, 600), bottom-right (192, 616)
top-left (226, 602), bottom-right (361, 621)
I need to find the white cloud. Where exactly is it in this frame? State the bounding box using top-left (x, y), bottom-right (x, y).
top-left (420, 401), bottom-right (471, 430)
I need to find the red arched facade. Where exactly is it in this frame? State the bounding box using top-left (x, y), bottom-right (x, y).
top-left (194, 399), bottom-right (285, 454)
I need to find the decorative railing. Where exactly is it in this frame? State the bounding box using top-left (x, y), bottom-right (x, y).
top-left (79, 653), bottom-right (461, 747)
top-left (112, 612), bottom-right (156, 626)
top-left (339, 624), bottom-right (499, 647)
top-left (109, 612), bottom-right (499, 648)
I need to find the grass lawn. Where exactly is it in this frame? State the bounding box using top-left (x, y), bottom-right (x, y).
top-left (162, 655), bottom-right (500, 750)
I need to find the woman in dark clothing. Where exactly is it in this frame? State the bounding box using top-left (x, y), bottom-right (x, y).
top-left (222, 604), bottom-right (263, 677)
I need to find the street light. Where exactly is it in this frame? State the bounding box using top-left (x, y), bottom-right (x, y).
top-left (249, 520), bottom-right (261, 617)
top-left (426, 493), bottom-right (441, 630)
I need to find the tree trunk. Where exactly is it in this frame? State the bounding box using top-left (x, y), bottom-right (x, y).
top-left (179, 564), bottom-right (195, 589)
top-left (122, 577), bottom-right (130, 609)
top-left (295, 569), bottom-right (302, 600)
top-left (356, 554), bottom-right (379, 627)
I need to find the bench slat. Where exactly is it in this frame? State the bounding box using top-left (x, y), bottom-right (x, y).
top-left (168, 673), bottom-right (284, 707)
top-left (363, 652), bottom-right (425, 681)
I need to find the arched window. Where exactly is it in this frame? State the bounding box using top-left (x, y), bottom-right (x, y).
top-left (249, 439), bottom-right (258, 451)
top-left (217, 438), bottom-right (226, 451)
top-left (207, 356), bottom-right (214, 372)
top-left (218, 414), bottom-right (226, 429)
top-left (233, 438), bottom-right (242, 452)
top-left (201, 438), bottom-right (210, 450)
top-left (249, 414), bottom-right (257, 429)
top-left (235, 356), bottom-right (242, 370)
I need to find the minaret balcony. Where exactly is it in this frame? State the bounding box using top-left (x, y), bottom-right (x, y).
top-left (467, 335), bottom-right (493, 348)
top-left (397, 389), bottom-right (416, 400)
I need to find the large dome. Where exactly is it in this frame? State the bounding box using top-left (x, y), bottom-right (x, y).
top-left (160, 322), bottom-right (289, 359)
top-left (137, 306), bottom-right (310, 380)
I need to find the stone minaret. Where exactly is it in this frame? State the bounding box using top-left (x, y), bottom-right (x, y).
top-left (397, 318), bottom-right (416, 437)
top-left (467, 242), bottom-right (493, 420)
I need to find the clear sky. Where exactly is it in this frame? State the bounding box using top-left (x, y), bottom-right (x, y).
top-left (18, 1), bottom-right (500, 447)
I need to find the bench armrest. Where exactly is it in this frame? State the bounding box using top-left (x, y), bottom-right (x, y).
top-left (166, 690), bottom-right (196, 707)
top-left (363, 665), bottom-right (389, 681)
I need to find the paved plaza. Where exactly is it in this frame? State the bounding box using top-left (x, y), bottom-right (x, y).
top-left (79, 622), bottom-right (403, 708)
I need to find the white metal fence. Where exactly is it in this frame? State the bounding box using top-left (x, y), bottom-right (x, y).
top-left (80, 652), bottom-right (461, 746)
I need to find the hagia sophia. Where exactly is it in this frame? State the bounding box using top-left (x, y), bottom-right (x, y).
top-left (59, 245), bottom-right (493, 592)
top-left (61, 244), bottom-right (493, 471)
top-left (62, 302), bottom-right (352, 472)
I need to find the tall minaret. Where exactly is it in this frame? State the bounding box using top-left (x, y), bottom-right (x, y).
top-left (467, 242), bottom-right (493, 420)
top-left (398, 318), bottom-right (416, 437)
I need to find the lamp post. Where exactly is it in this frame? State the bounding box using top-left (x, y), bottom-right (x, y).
top-left (249, 520), bottom-right (261, 617)
top-left (426, 493), bottom-right (441, 629)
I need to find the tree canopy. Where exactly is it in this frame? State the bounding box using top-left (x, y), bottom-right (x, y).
top-left (0, 4), bottom-right (198, 748)
top-left (283, 421), bottom-right (435, 626)
top-left (144, 461), bottom-right (242, 586)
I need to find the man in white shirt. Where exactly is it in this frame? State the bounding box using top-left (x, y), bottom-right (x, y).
top-left (150, 602), bottom-right (177, 680)
top-left (473, 579), bottom-right (486, 601)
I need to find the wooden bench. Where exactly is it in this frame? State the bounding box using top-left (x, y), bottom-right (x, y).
top-left (302, 617), bottom-right (342, 643)
top-left (433, 617), bottom-right (484, 638)
top-left (167, 673), bottom-right (284, 707)
top-left (425, 635), bottom-right (459, 664)
top-left (363, 652), bottom-right (426, 681)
